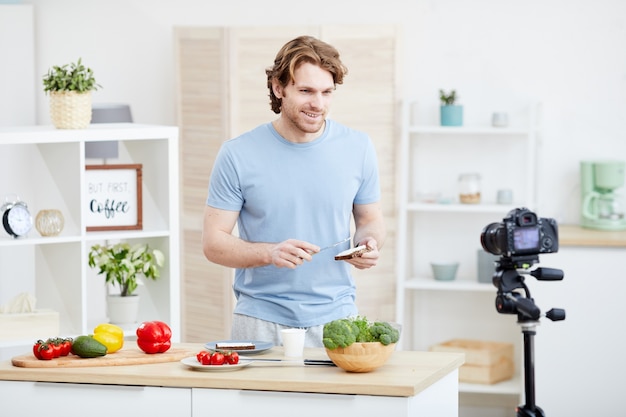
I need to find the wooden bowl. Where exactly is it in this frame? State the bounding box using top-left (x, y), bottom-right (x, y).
top-left (325, 342), bottom-right (396, 373)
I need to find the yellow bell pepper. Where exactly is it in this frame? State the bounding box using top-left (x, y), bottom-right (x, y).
top-left (92, 323), bottom-right (124, 353)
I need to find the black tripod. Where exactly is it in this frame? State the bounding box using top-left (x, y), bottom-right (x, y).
top-left (492, 256), bottom-right (566, 417)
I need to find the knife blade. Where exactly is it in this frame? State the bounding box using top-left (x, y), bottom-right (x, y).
top-left (239, 357), bottom-right (336, 366)
top-left (317, 237), bottom-right (351, 254)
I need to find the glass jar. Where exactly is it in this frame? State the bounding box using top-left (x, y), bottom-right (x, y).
top-left (458, 173), bottom-right (481, 204)
top-left (35, 209), bottom-right (64, 237)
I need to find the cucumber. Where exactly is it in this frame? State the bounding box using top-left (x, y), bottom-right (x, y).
top-left (72, 335), bottom-right (108, 358)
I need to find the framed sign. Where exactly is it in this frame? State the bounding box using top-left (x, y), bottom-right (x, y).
top-left (85, 164), bottom-right (143, 231)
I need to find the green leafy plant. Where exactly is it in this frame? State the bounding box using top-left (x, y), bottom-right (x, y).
top-left (42, 58), bottom-right (101, 94)
top-left (439, 89), bottom-right (458, 106)
top-left (88, 242), bottom-right (164, 297)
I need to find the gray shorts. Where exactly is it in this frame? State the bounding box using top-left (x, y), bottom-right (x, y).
top-left (231, 314), bottom-right (324, 348)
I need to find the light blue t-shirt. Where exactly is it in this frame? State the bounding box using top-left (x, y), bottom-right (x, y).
top-left (206, 119), bottom-right (381, 327)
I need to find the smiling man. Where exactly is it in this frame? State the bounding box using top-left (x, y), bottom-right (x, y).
top-left (202, 35), bottom-right (386, 347)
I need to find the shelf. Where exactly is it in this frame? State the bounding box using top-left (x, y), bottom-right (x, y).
top-left (408, 125), bottom-right (529, 135)
top-left (0, 235), bottom-right (82, 247)
top-left (396, 101), bottom-right (538, 405)
top-left (405, 202), bottom-right (524, 214)
top-left (0, 124), bottom-right (180, 349)
top-left (0, 123), bottom-right (178, 145)
top-left (405, 278), bottom-right (494, 292)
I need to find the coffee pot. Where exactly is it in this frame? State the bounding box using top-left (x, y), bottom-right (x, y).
top-left (580, 160), bottom-right (626, 230)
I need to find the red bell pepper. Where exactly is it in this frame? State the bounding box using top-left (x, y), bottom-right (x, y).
top-left (136, 321), bottom-right (172, 354)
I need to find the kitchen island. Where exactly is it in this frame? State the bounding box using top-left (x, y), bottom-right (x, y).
top-left (0, 343), bottom-right (464, 416)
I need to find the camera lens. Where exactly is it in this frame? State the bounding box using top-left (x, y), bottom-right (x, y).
top-left (480, 222), bottom-right (507, 255)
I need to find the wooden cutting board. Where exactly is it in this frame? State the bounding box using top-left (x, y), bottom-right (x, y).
top-left (11, 346), bottom-right (197, 368)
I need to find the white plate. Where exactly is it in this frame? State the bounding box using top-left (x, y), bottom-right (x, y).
top-left (180, 356), bottom-right (253, 372)
top-left (204, 340), bottom-right (274, 355)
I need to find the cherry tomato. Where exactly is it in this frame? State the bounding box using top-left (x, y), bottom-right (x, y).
top-left (33, 340), bottom-right (45, 360)
top-left (60, 339), bottom-right (72, 356)
top-left (225, 351), bottom-right (239, 365)
top-left (38, 344), bottom-right (55, 360)
top-left (210, 352), bottom-right (225, 365)
top-left (196, 351), bottom-right (209, 363)
top-left (45, 339), bottom-right (60, 358)
top-left (200, 352), bottom-right (213, 365)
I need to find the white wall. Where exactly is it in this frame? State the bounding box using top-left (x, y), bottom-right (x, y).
top-left (21, 0), bottom-right (626, 224)
top-left (0, 4), bottom-right (35, 125)
top-left (14, 1), bottom-right (626, 415)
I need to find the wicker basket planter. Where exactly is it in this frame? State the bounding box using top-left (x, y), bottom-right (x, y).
top-left (49, 90), bottom-right (92, 129)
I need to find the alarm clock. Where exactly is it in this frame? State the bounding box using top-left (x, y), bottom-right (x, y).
top-left (1, 195), bottom-right (33, 238)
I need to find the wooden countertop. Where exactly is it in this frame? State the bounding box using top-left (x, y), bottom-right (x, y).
top-left (559, 224), bottom-right (626, 247)
top-left (0, 343), bottom-right (464, 398)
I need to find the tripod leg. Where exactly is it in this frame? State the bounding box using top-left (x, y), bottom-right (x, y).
top-left (516, 323), bottom-right (545, 417)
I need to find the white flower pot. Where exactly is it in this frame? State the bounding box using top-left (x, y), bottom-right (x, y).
top-left (106, 294), bottom-right (139, 325)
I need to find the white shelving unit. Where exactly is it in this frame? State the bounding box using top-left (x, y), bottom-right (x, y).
top-left (0, 124), bottom-right (180, 357)
top-left (395, 101), bottom-right (539, 402)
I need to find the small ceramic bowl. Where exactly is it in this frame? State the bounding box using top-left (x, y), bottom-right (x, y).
top-left (430, 262), bottom-right (459, 281)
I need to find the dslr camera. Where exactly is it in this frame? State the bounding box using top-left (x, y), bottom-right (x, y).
top-left (480, 207), bottom-right (558, 258)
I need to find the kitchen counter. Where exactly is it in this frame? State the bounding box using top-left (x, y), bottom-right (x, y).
top-left (0, 343), bottom-right (464, 416)
top-left (559, 224), bottom-right (626, 247)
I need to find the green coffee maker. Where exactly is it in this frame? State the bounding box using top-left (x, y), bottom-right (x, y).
top-left (580, 160), bottom-right (626, 230)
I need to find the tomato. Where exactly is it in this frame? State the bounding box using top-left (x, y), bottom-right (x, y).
top-left (46, 339), bottom-right (62, 358)
top-left (225, 351), bottom-right (239, 365)
top-left (201, 352), bottom-right (213, 365)
top-left (210, 352), bottom-right (225, 365)
top-left (38, 343), bottom-right (55, 360)
top-left (60, 339), bottom-right (72, 356)
top-left (33, 340), bottom-right (45, 359)
top-left (196, 351), bottom-right (209, 363)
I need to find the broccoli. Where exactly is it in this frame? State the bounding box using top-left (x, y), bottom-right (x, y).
top-left (323, 316), bottom-right (400, 349)
top-left (370, 321), bottom-right (400, 345)
top-left (322, 319), bottom-right (359, 349)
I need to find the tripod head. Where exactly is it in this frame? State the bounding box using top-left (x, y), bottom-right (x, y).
top-left (492, 255), bottom-right (566, 322)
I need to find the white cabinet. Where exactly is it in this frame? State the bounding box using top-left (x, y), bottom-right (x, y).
top-left (0, 124), bottom-right (180, 356)
top-left (0, 381), bottom-right (191, 416)
top-left (0, 372), bottom-right (458, 417)
top-left (395, 101), bottom-right (539, 404)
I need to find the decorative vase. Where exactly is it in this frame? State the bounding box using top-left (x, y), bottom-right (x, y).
top-left (440, 105), bottom-right (463, 126)
top-left (49, 91), bottom-right (92, 129)
top-left (35, 209), bottom-right (64, 237)
top-left (106, 294), bottom-right (140, 325)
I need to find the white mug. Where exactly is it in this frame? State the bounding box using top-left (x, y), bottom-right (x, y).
top-left (497, 189), bottom-right (513, 204)
top-left (281, 328), bottom-right (306, 358)
top-left (492, 112), bottom-right (509, 127)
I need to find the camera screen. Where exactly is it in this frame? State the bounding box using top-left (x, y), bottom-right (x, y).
top-left (513, 227), bottom-right (539, 251)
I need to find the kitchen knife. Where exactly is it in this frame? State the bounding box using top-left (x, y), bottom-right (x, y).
top-left (316, 237), bottom-right (351, 254)
top-left (239, 357), bottom-right (336, 366)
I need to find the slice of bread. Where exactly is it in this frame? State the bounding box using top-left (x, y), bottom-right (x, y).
top-left (334, 245), bottom-right (372, 260)
top-left (215, 342), bottom-right (256, 350)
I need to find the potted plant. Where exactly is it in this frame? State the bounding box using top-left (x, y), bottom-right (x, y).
top-left (88, 242), bottom-right (164, 324)
top-left (439, 89), bottom-right (463, 126)
top-left (42, 58), bottom-right (101, 129)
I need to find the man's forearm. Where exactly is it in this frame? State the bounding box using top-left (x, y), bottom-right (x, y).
top-left (203, 233), bottom-right (273, 269)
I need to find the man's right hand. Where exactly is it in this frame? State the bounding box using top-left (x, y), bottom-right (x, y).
top-left (270, 239), bottom-right (319, 269)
